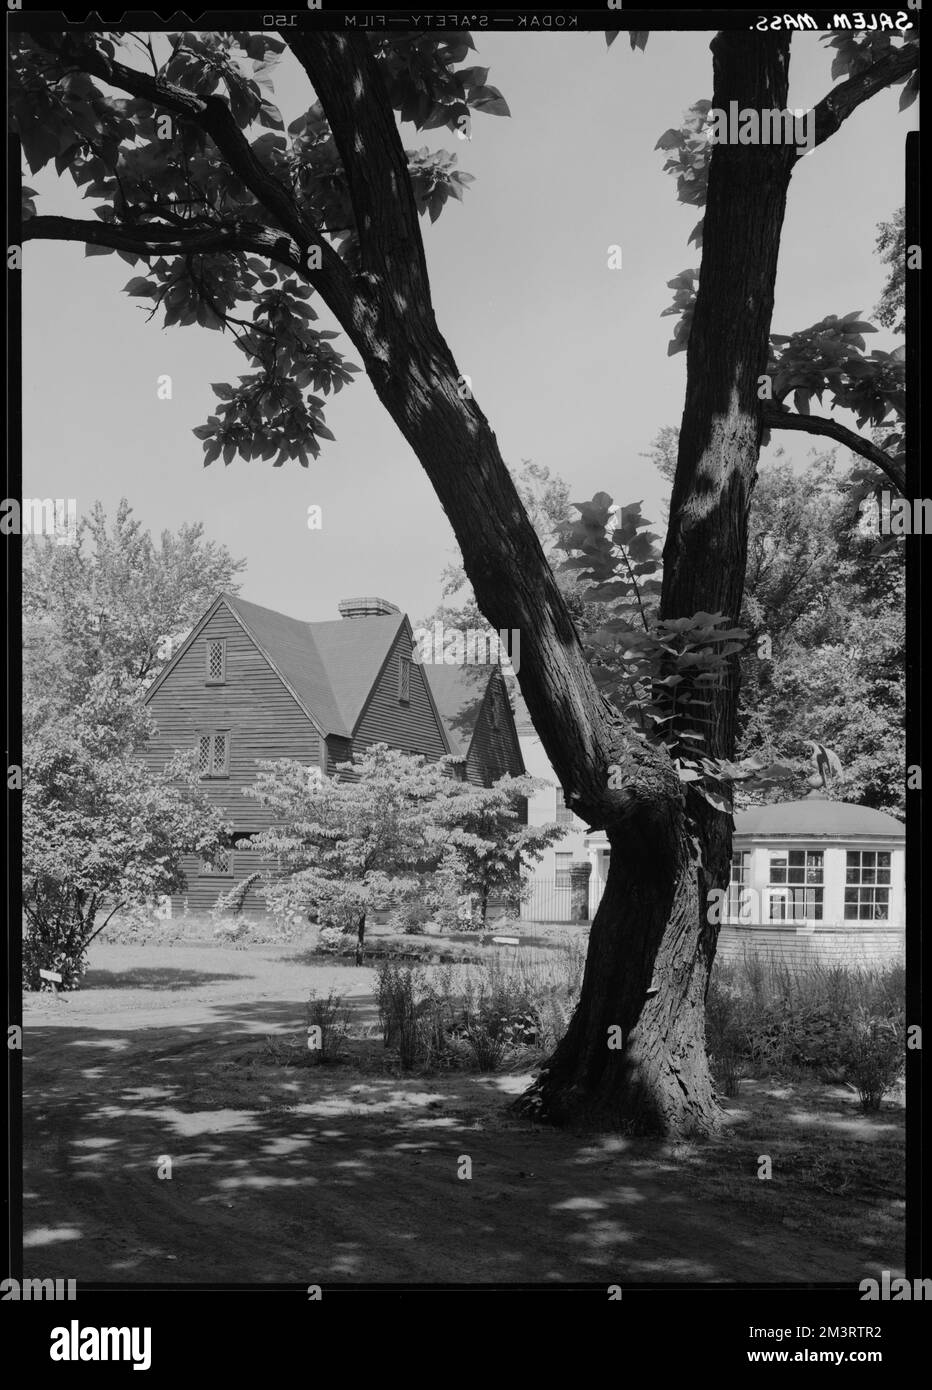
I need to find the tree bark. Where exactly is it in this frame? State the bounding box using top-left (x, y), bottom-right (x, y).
top-left (355, 913), bottom-right (366, 967)
top-left (286, 30), bottom-right (801, 1134)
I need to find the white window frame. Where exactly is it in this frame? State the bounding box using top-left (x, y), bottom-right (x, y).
top-left (844, 849), bottom-right (892, 921)
top-left (767, 848), bottom-right (824, 924)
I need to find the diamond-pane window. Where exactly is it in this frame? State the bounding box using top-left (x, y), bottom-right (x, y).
top-left (212, 732), bottom-right (229, 775)
top-left (198, 734), bottom-right (212, 775)
top-left (202, 846), bottom-right (231, 875)
top-left (198, 730), bottom-right (230, 778)
top-left (206, 639), bottom-right (226, 683)
top-left (399, 656), bottom-right (411, 704)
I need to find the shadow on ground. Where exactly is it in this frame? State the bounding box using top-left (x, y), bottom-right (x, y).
top-left (22, 993), bottom-right (904, 1285)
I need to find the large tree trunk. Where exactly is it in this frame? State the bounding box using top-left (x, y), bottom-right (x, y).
top-left (291, 30), bottom-right (795, 1135)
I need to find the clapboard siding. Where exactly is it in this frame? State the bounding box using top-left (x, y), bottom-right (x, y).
top-left (354, 628), bottom-right (448, 761)
top-left (172, 847), bottom-right (271, 915)
top-left (465, 673), bottom-right (526, 790)
top-left (325, 735), bottom-right (354, 776)
top-left (717, 925), bottom-right (905, 969)
top-left (143, 604), bottom-right (321, 830)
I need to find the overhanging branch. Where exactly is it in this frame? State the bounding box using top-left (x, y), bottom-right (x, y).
top-left (763, 403), bottom-right (905, 494)
top-left (21, 213), bottom-right (306, 274)
top-left (29, 34), bottom-right (355, 321)
top-left (807, 43), bottom-right (919, 152)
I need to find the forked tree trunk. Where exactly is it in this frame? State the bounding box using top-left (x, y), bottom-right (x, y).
top-left (520, 824), bottom-right (716, 1133)
top-left (291, 29), bottom-right (795, 1135)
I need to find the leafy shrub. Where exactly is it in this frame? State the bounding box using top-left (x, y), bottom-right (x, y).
top-left (306, 988), bottom-right (351, 1064)
top-left (705, 977), bottom-right (753, 1095)
top-left (706, 954), bottom-right (905, 1092)
top-left (376, 962), bottom-right (452, 1070)
top-left (840, 1012), bottom-right (903, 1111)
top-left (450, 978), bottom-right (541, 1073)
top-left (317, 925), bottom-right (345, 954)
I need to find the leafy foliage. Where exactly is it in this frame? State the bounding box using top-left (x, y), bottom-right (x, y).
top-left (874, 205), bottom-right (906, 335)
top-left (23, 498), bottom-right (245, 707)
top-left (12, 28), bottom-right (508, 468)
top-left (246, 744), bottom-right (560, 947)
top-left (767, 314), bottom-right (904, 429)
top-left (22, 675), bottom-right (227, 988)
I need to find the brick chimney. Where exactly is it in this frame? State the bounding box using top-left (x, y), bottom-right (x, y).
top-left (337, 597), bottom-right (400, 619)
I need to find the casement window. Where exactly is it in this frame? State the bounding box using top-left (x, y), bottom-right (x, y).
top-left (768, 849), bottom-right (823, 922)
top-left (554, 851), bottom-right (572, 888)
top-left (206, 638), bottom-right (226, 684)
top-left (398, 655), bottom-right (411, 704)
top-left (555, 787), bottom-right (574, 825)
top-left (844, 850), bottom-right (891, 921)
top-left (201, 845), bottom-right (232, 876)
top-left (728, 850), bottom-right (752, 921)
top-left (197, 729), bottom-right (230, 778)
top-left (488, 686), bottom-right (499, 730)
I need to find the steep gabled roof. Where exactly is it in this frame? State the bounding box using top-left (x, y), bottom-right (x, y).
top-left (306, 613), bottom-right (408, 733)
top-left (223, 595), bottom-right (351, 737)
top-left (424, 662), bottom-right (499, 758)
top-left (148, 593), bottom-right (422, 742)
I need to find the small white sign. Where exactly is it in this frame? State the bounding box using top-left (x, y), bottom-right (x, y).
top-left (39, 969), bottom-right (63, 983)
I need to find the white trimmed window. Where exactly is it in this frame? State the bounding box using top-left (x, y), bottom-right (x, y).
top-left (728, 850), bottom-right (751, 921)
top-left (845, 851), bottom-right (891, 921)
top-left (555, 851), bottom-right (572, 888)
top-left (398, 655), bottom-right (411, 704)
top-left (555, 787), bottom-right (574, 825)
top-left (198, 730), bottom-right (230, 778)
top-left (768, 849), bottom-right (823, 922)
top-left (206, 638), bottom-right (226, 683)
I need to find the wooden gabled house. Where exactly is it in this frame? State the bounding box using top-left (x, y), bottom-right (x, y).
top-left (141, 593), bottom-right (525, 914)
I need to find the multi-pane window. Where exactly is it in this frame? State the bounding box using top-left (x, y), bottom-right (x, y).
top-left (488, 687), bottom-right (499, 730)
top-left (398, 655), bottom-right (411, 704)
top-left (555, 788), bottom-right (574, 825)
top-left (206, 638), bottom-right (226, 683)
top-left (201, 845), bottom-right (232, 875)
top-left (197, 730), bottom-right (230, 778)
top-left (845, 851), bottom-right (891, 921)
top-left (728, 850), bottom-right (752, 921)
top-left (768, 849), bottom-right (823, 922)
top-left (554, 852), bottom-right (572, 888)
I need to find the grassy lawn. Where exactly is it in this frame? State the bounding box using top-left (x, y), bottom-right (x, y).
top-left (22, 935), bottom-right (904, 1284)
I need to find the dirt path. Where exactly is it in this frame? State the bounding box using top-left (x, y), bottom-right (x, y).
top-left (22, 944), bottom-right (904, 1284)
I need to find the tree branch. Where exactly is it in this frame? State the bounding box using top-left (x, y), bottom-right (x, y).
top-left (807, 43), bottom-right (919, 152)
top-left (29, 34), bottom-right (355, 320)
top-left (22, 214), bottom-right (307, 274)
top-left (762, 403), bottom-right (905, 493)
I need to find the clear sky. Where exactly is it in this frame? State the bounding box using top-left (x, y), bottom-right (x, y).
top-left (22, 29), bottom-right (914, 625)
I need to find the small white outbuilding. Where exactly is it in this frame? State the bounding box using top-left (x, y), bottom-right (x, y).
top-left (718, 796), bottom-right (905, 967)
